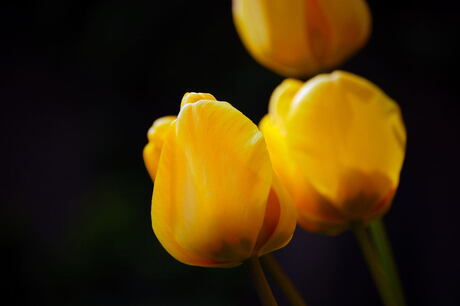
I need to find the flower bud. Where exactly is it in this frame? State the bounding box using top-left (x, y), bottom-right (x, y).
top-left (260, 71), bottom-right (406, 234)
top-left (144, 93), bottom-right (296, 266)
top-left (232, 0), bottom-right (372, 77)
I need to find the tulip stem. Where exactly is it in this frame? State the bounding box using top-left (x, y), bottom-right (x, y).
top-left (352, 222), bottom-right (396, 306)
top-left (246, 257), bottom-right (278, 306)
top-left (369, 219), bottom-right (406, 306)
top-left (261, 254), bottom-right (308, 306)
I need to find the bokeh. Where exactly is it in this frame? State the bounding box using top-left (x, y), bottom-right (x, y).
top-left (2, 1), bottom-right (459, 305)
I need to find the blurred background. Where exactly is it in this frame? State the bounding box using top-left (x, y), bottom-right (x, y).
top-left (2, 1), bottom-right (459, 305)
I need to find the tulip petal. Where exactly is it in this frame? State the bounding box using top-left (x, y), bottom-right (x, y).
top-left (268, 78), bottom-right (303, 123)
top-left (260, 114), bottom-right (349, 234)
top-left (286, 71), bottom-right (406, 216)
top-left (313, 0), bottom-right (371, 67)
top-left (233, 0), bottom-right (371, 77)
top-left (255, 173), bottom-right (297, 256)
top-left (233, 0), bottom-right (320, 77)
top-left (143, 116), bottom-right (177, 180)
top-left (153, 100), bottom-right (272, 266)
top-left (180, 92), bottom-right (216, 109)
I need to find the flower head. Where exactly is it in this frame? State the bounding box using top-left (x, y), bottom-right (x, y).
top-left (260, 71), bottom-right (406, 234)
top-left (232, 0), bottom-right (371, 77)
top-left (144, 93), bottom-right (296, 266)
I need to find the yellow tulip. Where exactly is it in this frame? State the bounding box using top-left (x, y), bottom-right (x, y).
top-left (260, 71), bottom-right (406, 234)
top-left (143, 93), bottom-right (296, 267)
top-left (232, 0), bottom-right (372, 77)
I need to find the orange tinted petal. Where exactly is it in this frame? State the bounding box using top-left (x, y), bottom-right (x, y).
top-left (256, 173), bottom-right (297, 255)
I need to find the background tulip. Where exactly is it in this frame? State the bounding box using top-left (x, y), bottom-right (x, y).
top-left (260, 71), bottom-right (406, 234)
top-left (143, 116), bottom-right (176, 180)
top-left (144, 93), bottom-right (296, 267)
top-left (232, 0), bottom-right (372, 77)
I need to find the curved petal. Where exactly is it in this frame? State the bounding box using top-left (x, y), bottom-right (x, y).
top-left (285, 71), bottom-right (406, 216)
top-left (268, 78), bottom-right (303, 123)
top-left (315, 0), bottom-right (371, 68)
top-left (151, 122), bottom-right (236, 267)
top-left (180, 92), bottom-right (216, 109)
top-left (232, 0), bottom-right (371, 77)
top-left (152, 100), bottom-right (272, 266)
top-left (255, 173), bottom-right (297, 256)
top-left (233, 0), bottom-right (319, 77)
top-left (143, 116), bottom-right (176, 180)
top-left (260, 114), bottom-right (349, 234)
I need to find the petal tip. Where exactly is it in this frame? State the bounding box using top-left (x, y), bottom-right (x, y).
top-left (181, 92), bottom-right (217, 109)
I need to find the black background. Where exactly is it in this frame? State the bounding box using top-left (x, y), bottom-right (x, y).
top-left (2, 1), bottom-right (459, 305)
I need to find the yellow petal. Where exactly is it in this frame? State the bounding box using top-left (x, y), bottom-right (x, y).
top-left (260, 114), bottom-right (349, 234)
top-left (255, 173), bottom-right (297, 256)
top-left (312, 0), bottom-right (372, 68)
top-left (233, 0), bottom-right (318, 77)
top-left (180, 92), bottom-right (216, 109)
top-left (232, 0), bottom-right (371, 77)
top-left (143, 116), bottom-right (176, 180)
top-left (268, 78), bottom-right (303, 124)
top-left (152, 100), bottom-right (272, 266)
top-left (284, 71), bottom-right (406, 217)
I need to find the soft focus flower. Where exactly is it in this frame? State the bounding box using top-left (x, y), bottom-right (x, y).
top-left (143, 93), bottom-right (296, 267)
top-left (143, 116), bottom-right (176, 180)
top-left (260, 71), bottom-right (406, 234)
top-left (232, 0), bottom-right (372, 77)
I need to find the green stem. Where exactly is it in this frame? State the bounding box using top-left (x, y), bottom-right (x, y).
top-left (261, 254), bottom-right (308, 306)
top-left (246, 257), bottom-right (278, 306)
top-left (369, 219), bottom-right (406, 306)
top-left (352, 223), bottom-right (397, 306)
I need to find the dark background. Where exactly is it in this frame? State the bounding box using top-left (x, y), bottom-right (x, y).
top-left (2, 1), bottom-right (459, 305)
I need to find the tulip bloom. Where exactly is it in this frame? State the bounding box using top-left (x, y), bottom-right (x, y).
top-left (232, 0), bottom-right (371, 77)
top-left (260, 71), bottom-right (406, 234)
top-left (143, 93), bottom-right (296, 267)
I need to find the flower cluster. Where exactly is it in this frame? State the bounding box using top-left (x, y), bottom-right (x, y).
top-left (143, 2), bottom-right (407, 304)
